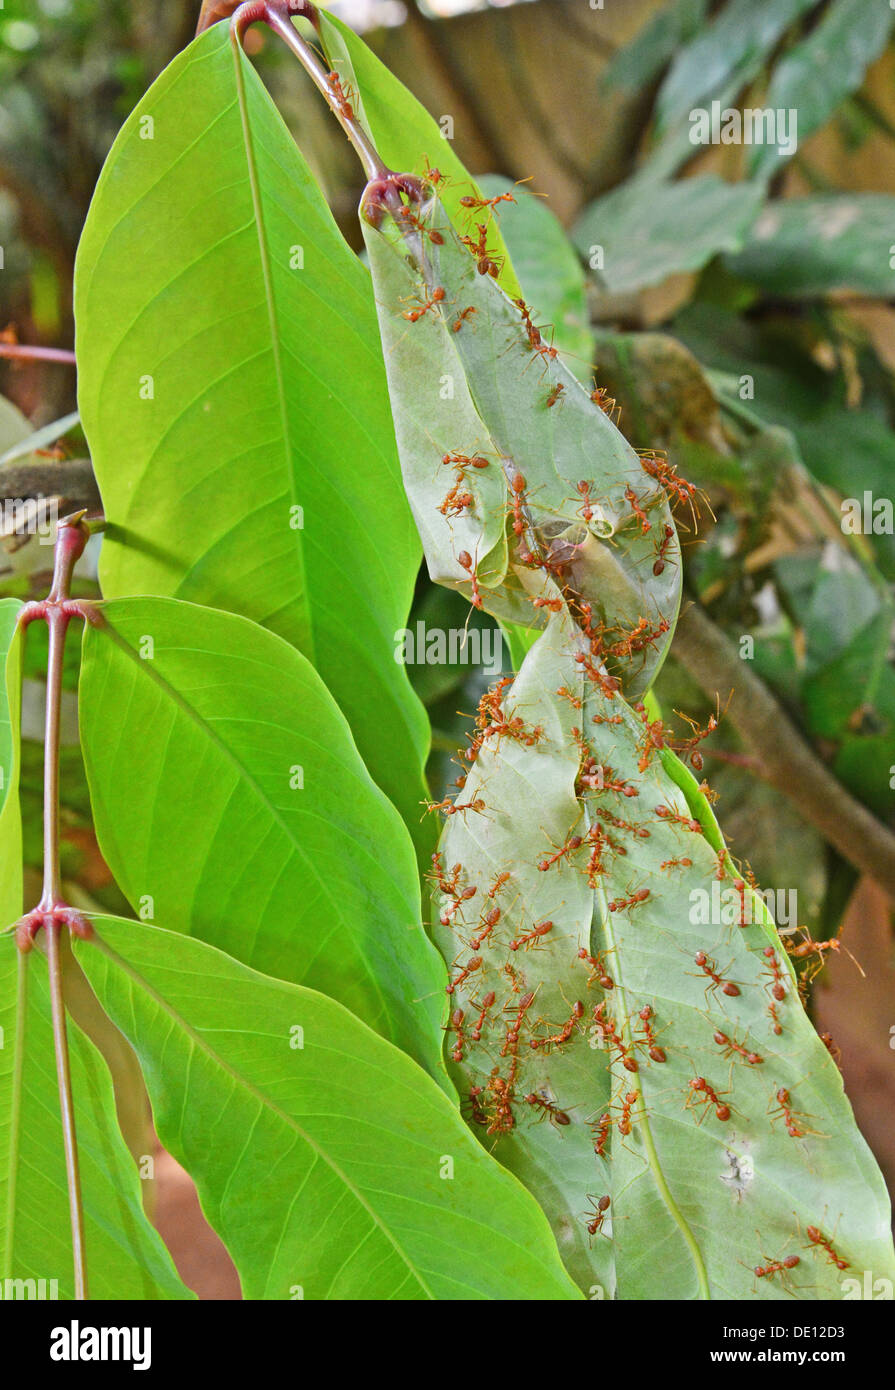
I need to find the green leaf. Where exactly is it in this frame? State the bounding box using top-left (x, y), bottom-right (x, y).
top-left (361, 189), bottom-right (681, 699)
top-left (476, 175), bottom-right (594, 375)
top-left (316, 8), bottom-right (522, 300)
top-left (75, 915), bottom-right (582, 1301)
top-left (0, 936), bottom-right (192, 1300)
top-left (655, 0), bottom-right (820, 133)
top-left (750, 0), bottom-right (895, 178)
top-left (73, 22), bottom-right (431, 856)
top-left (726, 196), bottom-right (895, 297)
top-left (602, 0), bottom-right (709, 95)
top-left (0, 394), bottom-right (31, 458)
top-left (573, 175), bottom-right (765, 296)
top-left (431, 612), bottom-right (895, 1297)
top-left (78, 596), bottom-right (447, 1076)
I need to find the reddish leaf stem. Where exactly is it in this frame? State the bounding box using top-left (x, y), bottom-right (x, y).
top-left (230, 0), bottom-right (390, 181)
top-left (0, 343), bottom-right (77, 365)
top-left (15, 512), bottom-right (101, 1299)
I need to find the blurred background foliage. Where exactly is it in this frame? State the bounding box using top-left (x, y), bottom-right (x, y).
top-left (2, 0), bottom-right (894, 1280)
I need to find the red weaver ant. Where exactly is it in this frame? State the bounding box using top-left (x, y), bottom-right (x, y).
top-left (660, 856), bottom-right (692, 872)
top-left (421, 155), bottom-right (448, 188)
top-left (439, 882), bottom-right (477, 927)
top-left (671, 703), bottom-right (722, 773)
top-left (509, 918), bottom-right (554, 951)
top-left (457, 549), bottom-right (484, 609)
top-left (652, 523), bottom-right (675, 576)
top-left (438, 483), bottom-right (474, 518)
top-left (461, 222), bottom-right (503, 277)
top-left (761, 946), bottom-right (788, 1002)
top-left (590, 384), bottom-right (620, 423)
top-left (442, 450), bottom-right (490, 472)
top-left (556, 685), bottom-right (582, 710)
top-left (591, 1111), bottom-right (612, 1156)
top-left (538, 833), bottom-right (583, 871)
top-left (713, 1029), bottom-right (763, 1066)
top-left (446, 1007), bottom-right (466, 1062)
top-left (692, 950), bottom-right (741, 1002)
top-left (326, 70), bottom-right (357, 122)
top-left (464, 1084), bottom-right (488, 1127)
top-left (593, 807), bottom-right (650, 839)
top-left (578, 946), bottom-right (614, 990)
top-left (470, 990), bottom-right (496, 1041)
top-left (576, 480), bottom-right (597, 522)
top-left (524, 1091), bottom-right (571, 1128)
top-left (655, 803), bottom-right (702, 833)
top-left (446, 955), bottom-right (482, 995)
top-left (583, 1193), bottom-right (611, 1237)
top-left (768, 1087), bottom-right (817, 1139)
top-left (397, 203), bottom-right (445, 245)
top-left (768, 1002), bottom-right (783, 1036)
top-left (486, 1068), bottom-right (516, 1135)
top-left (508, 472), bottom-right (528, 537)
top-left (545, 382), bottom-right (565, 409)
top-left (459, 178), bottom-right (534, 216)
top-left (624, 485), bottom-right (652, 535)
top-left (452, 306), bottom-right (477, 332)
top-left (427, 793), bottom-right (487, 818)
top-left (402, 285), bottom-right (446, 321)
top-left (638, 449), bottom-right (698, 513)
top-left (488, 870), bottom-right (511, 898)
top-left (592, 1002), bottom-right (638, 1073)
top-left (500, 990), bottom-right (536, 1058)
top-left (529, 1000), bottom-right (584, 1054)
top-left (573, 652), bottom-right (621, 701)
top-left (686, 1076), bottom-right (731, 1123)
top-left (468, 906), bottom-right (500, 952)
top-left (617, 1090), bottom-right (638, 1136)
top-left (753, 1253), bottom-right (800, 1288)
top-left (636, 1005), bottom-right (667, 1064)
top-left (805, 1224), bottom-right (849, 1271)
top-left (607, 886), bottom-right (650, 914)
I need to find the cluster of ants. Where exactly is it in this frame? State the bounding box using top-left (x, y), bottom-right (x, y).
top-left (389, 156), bottom-right (854, 1284)
top-left (386, 157), bottom-right (703, 580)
top-left (426, 661), bottom-right (850, 1275)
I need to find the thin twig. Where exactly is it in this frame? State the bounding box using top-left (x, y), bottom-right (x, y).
top-left (45, 922), bottom-right (88, 1299)
top-left (14, 513), bottom-right (96, 1298)
top-left (674, 601), bottom-right (895, 901)
top-left (0, 343), bottom-right (76, 365)
top-left (231, 1), bottom-right (389, 181)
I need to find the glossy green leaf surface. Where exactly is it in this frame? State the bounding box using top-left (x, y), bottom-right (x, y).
top-left (79, 595), bottom-right (447, 1076)
top-left (727, 196), bottom-right (895, 297)
top-left (750, 0), bottom-right (894, 178)
top-left (76, 915), bottom-right (582, 1301)
top-left (655, 0), bottom-right (819, 133)
top-left (74, 22), bottom-right (430, 852)
top-left (573, 176), bottom-right (765, 296)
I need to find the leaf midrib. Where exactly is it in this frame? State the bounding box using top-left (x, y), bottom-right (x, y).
top-left (90, 932), bottom-right (438, 1300)
top-left (85, 610), bottom-right (402, 1028)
